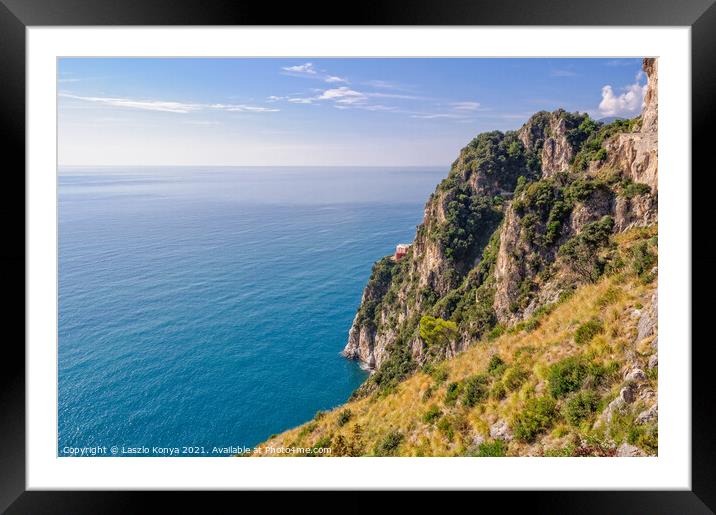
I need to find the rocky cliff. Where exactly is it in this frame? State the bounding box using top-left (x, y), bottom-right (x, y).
top-left (258, 59), bottom-right (659, 458)
top-left (344, 59), bottom-right (658, 400)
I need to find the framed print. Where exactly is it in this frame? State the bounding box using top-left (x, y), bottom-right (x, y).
top-left (3, 0), bottom-right (715, 511)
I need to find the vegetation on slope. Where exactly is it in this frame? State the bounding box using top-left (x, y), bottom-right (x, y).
top-left (347, 111), bottom-right (653, 401)
top-left (254, 226), bottom-right (657, 457)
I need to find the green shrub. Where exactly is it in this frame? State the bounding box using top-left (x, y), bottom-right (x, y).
top-left (548, 357), bottom-right (587, 398)
top-left (574, 318), bottom-right (604, 344)
top-left (566, 115), bottom-right (599, 149)
top-left (628, 241), bottom-right (657, 280)
top-left (430, 365), bottom-right (449, 384)
top-left (620, 180), bottom-right (651, 198)
top-left (475, 439), bottom-right (507, 457)
top-left (331, 433), bottom-right (364, 457)
top-left (487, 355), bottom-right (506, 375)
top-left (596, 286), bottom-right (621, 307)
top-left (571, 117), bottom-right (640, 172)
top-left (486, 324), bottom-right (506, 341)
top-left (563, 390), bottom-right (600, 425)
top-left (513, 397), bottom-right (558, 442)
top-left (523, 316), bottom-right (541, 332)
top-left (490, 381), bottom-right (507, 400)
top-left (374, 430), bottom-right (403, 456)
top-left (308, 435), bottom-right (332, 456)
top-left (628, 423), bottom-right (658, 454)
top-left (336, 409), bottom-right (353, 427)
top-left (354, 257), bottom-right (397, 329)
top-left (462, 374), bottom-right (489, 407)
top-left (584, 360), bottom-right (619, 388)
top-left (503, 366), bottom-right (529, 391)
top-left (565, 177), bottom-right (600, 203)
top-left (544, 200), bottom-right (572, 245)
top-left (419, 316), bottom-right (459, 355)
top-left (368, 334), bottom-right (418, 395)
top-left (423, 405), bottom-right (442, 424)
top-left (298, 422), bottom-right (317, 438)
top-left (422, 385), bottom-right (434, 401)
top-left (437, 417), bottom-right (455, 440)
top-left (435, 183), bottom-right (502, 264)
top-left (559, 216), bottom-right (615, 282)
top-left (445, 381), bottom-right (461, 405)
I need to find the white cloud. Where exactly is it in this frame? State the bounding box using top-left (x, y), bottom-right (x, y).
top-left (281, 63), bottom-right (348, 84)
top-left (318, 86), bottom-right (366, 105)
top-left (59, 93), bottom-right (201, 113)
top-left (60, 93), bottom-right (279, 114)
top-left (282, 63), bottom-right (317, 75)
top-left (450, 101), bottom-right (481, 111)
top-left (369, 92), bottom-right (422, 100)
top-left (288, 97), bottom-right (314, 104)
top-left (598, 75), bottom-right (647, 117)
top-left (208, 103), bottom-right (279, 112)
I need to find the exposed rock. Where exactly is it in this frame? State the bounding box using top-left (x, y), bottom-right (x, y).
top-left (648, 354), bottom-right (658, 369)
top-left (638, 388), bottom-right (657, 403)
top-left (624, 368), bottom-right (647, 382)
top-left (472, 434), bottom-right (486, 447)
top-left (636, 291), bottom-right (658, 342)
top-left (540, 116), bottom-right (574, 177)
top-left (345, 59), bottom-right (659, 389)
top-left (604, 132), bottom-right (658, 193)
top-left (493, 206), bottom-right (525, 322)
top-left (344, 319), bottom-right (377, 369)
top-left (617, 443), bottom-right (645, 457)
top-left (641, 58), bottom-right (658, 134)
top-left (517, 109), bottom-right (586, 177)
top-left (601, 58), bottom-right (658, 193)
top-left (568, 187), bottom-right (614, 233)
top-left (614, 194), bottom-right (657, 232)
top-left (636, 404), bottom-right (658, 425)
top-left (489, 420), bottom-right (513, 441)
top-left (621, 384), bottom-right (637, 404)
top-left (596, 397), bottom-right (623, 427)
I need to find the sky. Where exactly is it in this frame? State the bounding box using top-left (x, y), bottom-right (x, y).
top-left (58, 58), bottom-right (647, 167)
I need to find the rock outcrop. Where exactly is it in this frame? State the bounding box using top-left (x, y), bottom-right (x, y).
top-left (492, 58), bottom-right (658, 324)
top-left (602, 58), bottom-right (658, 192)
top-left (260, 59), bottom-right (660, 459)
top-left (345, 59), bottom-right (659, 396)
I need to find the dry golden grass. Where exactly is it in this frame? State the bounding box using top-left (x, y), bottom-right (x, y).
top-left (251, 226), bottom-right (657, 458)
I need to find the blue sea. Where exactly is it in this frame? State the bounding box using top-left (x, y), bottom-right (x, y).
top-left (58, 166), bottom-right (446, 456)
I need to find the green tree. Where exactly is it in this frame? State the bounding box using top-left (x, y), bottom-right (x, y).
top-left (419, 316), bottom-right (459, 358)
top-left (559, 216), bottom-right (614, 282)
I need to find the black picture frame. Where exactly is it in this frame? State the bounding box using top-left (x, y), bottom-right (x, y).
top-left (2, 0), bottom-right (714, 512)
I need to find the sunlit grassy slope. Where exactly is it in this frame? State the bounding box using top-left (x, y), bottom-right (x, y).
top-left (252, 226), bottom-right (657, 457)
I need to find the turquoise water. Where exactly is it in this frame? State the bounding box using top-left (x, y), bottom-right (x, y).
top-left (58, 166), bottom-right (445, 456)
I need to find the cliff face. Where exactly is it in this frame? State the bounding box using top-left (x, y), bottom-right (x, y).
top-left (261, 254), bottom-right (658, 457)
top-left (258, 58), bottom-right (659, 458)
top-left (344, 59), bottom-right (658, 399)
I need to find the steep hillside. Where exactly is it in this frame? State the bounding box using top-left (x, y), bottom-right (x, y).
top-left (254, 229), bottom-right (657, 456)
top-left (253, 58), bottom-right (658, 457)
